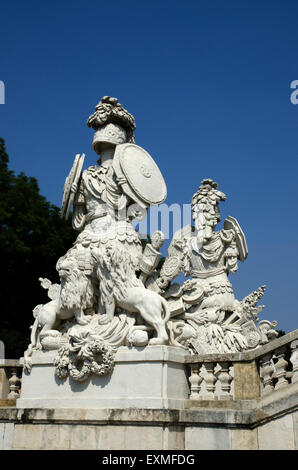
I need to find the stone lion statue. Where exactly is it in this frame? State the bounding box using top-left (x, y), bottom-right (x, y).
top-left (92, 242), bottom-right (170, 345)
top-left (24, 254), bottom-right (96, 369)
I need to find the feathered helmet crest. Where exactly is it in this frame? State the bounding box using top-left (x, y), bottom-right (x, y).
top-left (192, 179), bottom-right (226, 224)
top-left (87, 96), bottom-right (136, 143)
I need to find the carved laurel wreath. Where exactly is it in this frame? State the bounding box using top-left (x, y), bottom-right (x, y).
top-left (54, 332), bottom-right (115, 382)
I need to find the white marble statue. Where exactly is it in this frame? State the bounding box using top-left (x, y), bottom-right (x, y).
top-left (24, 99), bottom-right (278, 380)
top-left (24, 97), bottom-right (169, 377)
top-left (147, 179), bottom-right (278, 354)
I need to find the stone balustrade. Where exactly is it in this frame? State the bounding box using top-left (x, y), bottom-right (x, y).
top-left (0, 360), bottom-right (22, 404)
top-left (188, 361), bottom-right (234, 400)
top-left (186, 329), bottom-right (298, 401)
top-left (1, 330), bottom-right (297, 405)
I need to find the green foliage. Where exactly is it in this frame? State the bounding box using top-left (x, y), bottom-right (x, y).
top-left (0, 138), bottom-right (76, 358)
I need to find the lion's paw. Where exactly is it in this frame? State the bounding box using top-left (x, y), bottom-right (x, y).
top-left (77, 315), bottom-right (92, 326)
top-left (98, 315), bottom-right (113, 325)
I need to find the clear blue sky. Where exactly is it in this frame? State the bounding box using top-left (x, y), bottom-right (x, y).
top-left (1, 0), bottom-right (298, 332)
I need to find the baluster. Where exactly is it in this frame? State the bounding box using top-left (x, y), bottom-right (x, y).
top-left (189, 363), bottom-right (203, 399)
top-left (260, 353), bottom-right (274, 396)
top-left (201, 362), bottom-right (216, 400)
top-left (274, 347), bottom-right (289, 390)
top-left (216, 362), bottom-right (232, 400)
top-left (290, 340), bottom-right (298, 384)
top-left (7, 367), bottom-right (21, 398)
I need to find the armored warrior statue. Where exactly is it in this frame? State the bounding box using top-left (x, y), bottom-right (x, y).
top-left (24, 97), bottom-right (170, 379)
top-left (66, 97), bottom-right (142, 262)
top-left (155, 179), bottom-right (277, 354)
top-left (183, 179), bottom-right (243, 321)
top-left (59, 96), bottom-right (167, 320)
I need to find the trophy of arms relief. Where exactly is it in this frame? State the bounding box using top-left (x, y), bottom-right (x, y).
top-left (154, 179), bottom-right (277, 354)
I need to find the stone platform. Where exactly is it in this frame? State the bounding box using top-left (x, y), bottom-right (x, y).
top-left (1, 332), bottom-right (297, 450)
top-left (18, 346), bottom-right (190, 409)
top-left (2, 382), bottom-right (298, 449)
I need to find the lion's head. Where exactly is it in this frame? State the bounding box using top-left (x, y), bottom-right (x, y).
top-left (56, 255), bottom-right (96, 311)
top-left (56, 256), bottom-right (80, 280)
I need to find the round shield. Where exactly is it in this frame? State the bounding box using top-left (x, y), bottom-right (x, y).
top-left (160, 255), bottom-right (182, 280)
top-left (114, 144), bottom-right (167, 206)
top-left (60, 153), bottom-right (85, 220)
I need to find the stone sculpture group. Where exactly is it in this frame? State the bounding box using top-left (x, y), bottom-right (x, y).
top-left (23, 96), bottom-right (278, 382)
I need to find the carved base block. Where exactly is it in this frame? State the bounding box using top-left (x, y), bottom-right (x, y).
top-left (17, 346), bottom-right (190, 409)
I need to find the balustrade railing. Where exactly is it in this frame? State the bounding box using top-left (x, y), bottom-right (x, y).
top-left (189, 361), bottom-right (234, 400)
top-left (259, 339), bottom-right (298, 396)
top-left (0, 360), bottom-right (22, 402)
top-left (186, 330), bottom-right (298, 401)
top-left (0, 331), bottom-right (297, 405)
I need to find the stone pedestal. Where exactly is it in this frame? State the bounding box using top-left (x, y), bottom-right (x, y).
top-left (17, 346), bottom-right (190, 409)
